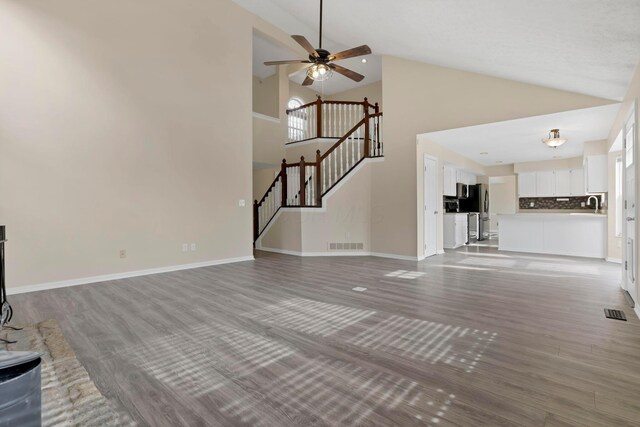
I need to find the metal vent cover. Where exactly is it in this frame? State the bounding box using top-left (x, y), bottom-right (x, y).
top-left (604, 308), bottom-right (627, 321)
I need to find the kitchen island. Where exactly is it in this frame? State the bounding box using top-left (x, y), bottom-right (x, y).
top-left (498, 213), bottom-right (606, 258)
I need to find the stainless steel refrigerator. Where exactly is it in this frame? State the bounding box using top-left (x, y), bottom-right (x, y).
top-left (459, 184), bottom-right (490, 240)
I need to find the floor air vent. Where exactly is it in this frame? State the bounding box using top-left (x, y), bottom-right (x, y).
top-left (604, 308), bottom-right (627, 321)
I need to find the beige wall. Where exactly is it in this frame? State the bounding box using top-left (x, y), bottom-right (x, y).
top-left (381, 56), bottom-right (614, 259)
top-left (0, 0), bottom-right (300, 289)
top-left (513, 156), bottom-right (583, 173)
top-left (258, 161), bottom-right (377, 254)
top-left (328, 81), bottom-right (382, 107)
top-left (289, 81), bottom-right (318, 105)
top-left (489, 176), bottom-right (517, 233)
top-left (253, 115), bottom-right (285, 165)
top-left (253, 167), bottom-right (280, 202)
top-left (253, 74), bottom-right (279, 118)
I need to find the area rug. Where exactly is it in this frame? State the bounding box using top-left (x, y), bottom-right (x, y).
top-left (1, 320), bottom-right (135, 427)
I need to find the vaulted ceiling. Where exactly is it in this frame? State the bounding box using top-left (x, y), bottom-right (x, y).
top-left (237, 0), bottom-right (640, 100)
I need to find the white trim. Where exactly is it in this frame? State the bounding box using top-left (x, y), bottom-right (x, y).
top-left (606, 257), bottom-right (622, 264)
top-left (259, 246), bottom-right (422, 261)
top-left (252, 112), bottom-right (280, 123)
top-left (635, 304), bottom-right (640, 320)
top-left (255, 157), bottom-right (384, 248)
top-left (285, 137), bottom-right (339, 147)
top-left (6, 256), bottom-right (255, 295)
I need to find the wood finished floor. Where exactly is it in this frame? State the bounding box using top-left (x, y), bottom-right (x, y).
top-left (7, 247), bottom-right (640, 426)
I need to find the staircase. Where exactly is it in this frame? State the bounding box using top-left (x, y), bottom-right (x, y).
top-left (254, 96), bottom-right (383, 242)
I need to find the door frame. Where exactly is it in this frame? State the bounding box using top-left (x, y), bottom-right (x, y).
top-left (423, 154), bottom-right (439, 259)
top-left (622, 101), bottom-right (638, 310)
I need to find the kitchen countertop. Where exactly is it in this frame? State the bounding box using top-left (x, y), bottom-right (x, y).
top-left (498, 213), bottom-right (606, 218)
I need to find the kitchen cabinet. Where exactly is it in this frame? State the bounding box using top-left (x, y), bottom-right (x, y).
top-left (443, 165), bottom-right (457, 196)
top-left (455, 170), bottom-right (476, 186)
top-left (518, 172), bottom-right (537, 197)
top-left (569, 168), bottom-right (585, 196)
top-left (444, 213), bottom-right (468, 249)
top-left (536, 171), bottom-right (555, 197)
top-left (554, 170), bottom-right (571, 196)
top-left (584, 155), bottom-right (607, 193)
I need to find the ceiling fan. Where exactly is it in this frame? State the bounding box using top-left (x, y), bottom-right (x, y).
top-left (263, 0), bottom-right (371, 86)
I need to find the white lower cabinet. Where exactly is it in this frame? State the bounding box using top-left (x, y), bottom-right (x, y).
top-left (444, 214), bottom-right (468, 249)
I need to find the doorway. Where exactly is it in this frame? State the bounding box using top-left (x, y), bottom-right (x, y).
top-left (424, 155), bottom-right (438, 258)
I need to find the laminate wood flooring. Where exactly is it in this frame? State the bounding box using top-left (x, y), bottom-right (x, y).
top-left (7, 247), bottom-right (640, 426)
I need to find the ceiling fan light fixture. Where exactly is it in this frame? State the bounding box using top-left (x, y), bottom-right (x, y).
top-left (307, 63), bottom-right (332, 81)
top-left (542, 129), bottom-right (567, 148)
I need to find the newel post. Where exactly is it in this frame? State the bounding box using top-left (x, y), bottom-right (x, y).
top-left (363, 97), bottom-right (371, 158)
top-left (315, 95), bottom-right (323, 138)
top-left (299, 156), bottom-right (306, 207)
top-left (253, 200), bottom-right (259, 242)
top-left (315, 150), bottom-right (322, 207)
top-left (281, 159), bottom-right (287, 207)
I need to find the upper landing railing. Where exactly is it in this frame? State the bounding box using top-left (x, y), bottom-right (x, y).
top-left (286, 96), bottom-right (380, 143)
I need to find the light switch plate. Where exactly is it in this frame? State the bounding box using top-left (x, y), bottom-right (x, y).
top-left (238, 199), bottom-right (246, 207)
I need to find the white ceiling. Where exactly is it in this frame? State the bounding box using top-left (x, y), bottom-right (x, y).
top-left (422, 104), bottom-right (621, 166)
top-left (237, 0), bottom-right (640, 101)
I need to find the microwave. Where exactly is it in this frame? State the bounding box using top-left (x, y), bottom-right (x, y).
top-left (456, 183), bottom-right (468, 199)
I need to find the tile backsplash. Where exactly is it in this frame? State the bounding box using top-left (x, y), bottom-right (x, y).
top-left (519, 196), bottom-right (604, 210)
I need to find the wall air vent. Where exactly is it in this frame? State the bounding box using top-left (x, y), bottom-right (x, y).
top-left (328, 242), bottom-right (364, 251)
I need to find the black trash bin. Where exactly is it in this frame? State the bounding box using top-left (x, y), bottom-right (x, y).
top-left (0, 351), bottom-right (42, 427)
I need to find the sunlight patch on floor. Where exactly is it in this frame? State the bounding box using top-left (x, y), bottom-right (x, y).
top-left (243, 298), bottom-right (376, 337)
top-left (385, 270), bottom-right (427, 279)
top-left (126, 324), bottom-right (295, 397)
top-left (219, 356), bottom-right (456, 426)
top-left (348, 315), bottom-right (497, 373)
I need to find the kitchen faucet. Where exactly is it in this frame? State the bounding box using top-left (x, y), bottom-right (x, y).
top-left (587, 195), bottom-right (600, 213)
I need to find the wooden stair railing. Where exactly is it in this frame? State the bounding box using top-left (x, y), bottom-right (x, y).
top-left (254, 98), bottom-right (383, 242)
top-left (287, 96), bottom-right (380, 144)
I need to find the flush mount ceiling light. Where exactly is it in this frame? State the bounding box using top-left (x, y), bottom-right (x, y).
top-left (542, 129), bottom-right (568, 148)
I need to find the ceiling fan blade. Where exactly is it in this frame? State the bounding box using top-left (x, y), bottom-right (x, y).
top-left (291, 35), bottom-right (319, 57)
top-left (264, 60), bottom-right (311, 66)
top-left (329, 45), bottom-right (371, 61)
top-left (330, 64), bottom-right (365, 82)
top-left (302, 75), bottom-right (314, 86)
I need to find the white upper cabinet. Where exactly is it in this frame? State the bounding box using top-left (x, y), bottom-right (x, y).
top-left (518, 172), bottom-right (537, 197)
top-left (569, 168), bottom-right (585, 196)
top-left (536, 171), bottom-right (555, 197)
top-left (455, 170), bottom-right (477, 186)
top-left (443, 165), bottom-right (457, 196)
top-left (554, 170), bottom-right (571, 196)
top-left (584, 155), bottom-right (608, 193)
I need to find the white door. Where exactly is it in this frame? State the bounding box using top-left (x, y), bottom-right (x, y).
top-left (624, 115), bottom-right (637, 303)
top-left (424, 155), bottom-right (438, 258)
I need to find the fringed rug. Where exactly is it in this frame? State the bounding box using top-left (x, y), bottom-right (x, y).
top-left (2, 320), bottom-right (135, 427)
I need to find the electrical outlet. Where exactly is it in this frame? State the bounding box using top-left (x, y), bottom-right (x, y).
top-left (182, 243), bottom-right (189, 252)
top-left (529, 202), bottom-right (534, 207)
top-left (119, 249), bottom-right (126, 259)
top-left (190, 243), bottom-right (197, 251)
top-left (238, 199), bottom-right (246, 207)
top-left (581, 202), bottom-right (586, 207)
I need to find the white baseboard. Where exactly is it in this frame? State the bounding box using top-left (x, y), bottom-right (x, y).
top-left (635, 304), bottom-right (640, 321)
top-left (259, 246), bottom-right (422, 261)
top-left (6, 255), bottom-right (255, 295)
top-left (606, 257), bottom-right (622, 264)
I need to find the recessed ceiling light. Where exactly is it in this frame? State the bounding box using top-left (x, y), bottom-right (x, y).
top-left (361, 58), bottom-right (367, 63)
top-left (480, 152), bottom-right (488, 155)
top-left (495, 161), bottom-right (503, 164)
